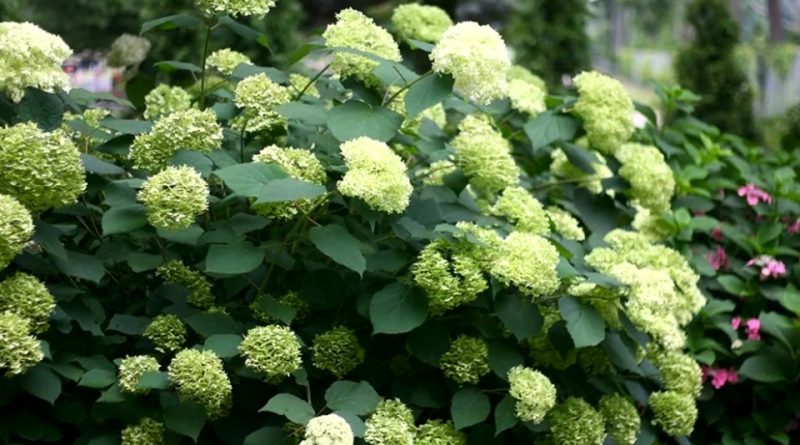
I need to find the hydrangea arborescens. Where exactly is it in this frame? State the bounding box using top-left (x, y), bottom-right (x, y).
top-left (451, 115), bottom-right (519, 193)
top-left (0, 194), bottom-right (33, 270)
top-left (252, 145), bottom-right (327, 219)
top-left (337, 137), bottom-right (412, 214)
top-left (615, 143), bottom-right (676, 213)
top-left (239, 325), bottom-right (302, 382)
top-left (364, 399), bottom-right (415, 445)
top-left (156, 260), bottom-right (215, 309)
top-left (573, 71), bottom-right (634, 155)
top-left (390, 4), bottom-right (453, 43)
top-left (419, 159), bottom-right (457, 186)
top-left (0, 311), bottom-right (43, 376)
top-left (550, 148), bottom-right (613, 195)
top-left (143, 314), bottom-right (186, 353)
top-left (508, 65), bottom-right (547, 92)
top-left (143, 84), bottom-right (193, 120)
top-left (0, 272), bottom-right (55, 334)
top-left (430, 22), bottom-right (511, 104)
top-left (440, 335), bottom-right (490, 385)
top-left (508, 78), bottom-right (546, 116)
top-left (649, 390), bottom-right (697, 437)
top-left (507, 366), bottom-right (557, 423)
top-left (652, 350), bottom-right (703, 398)
top-left (0, 123), bottom-right (86, 211)
top-left (137, 166), bottom-right (209, 230)
top-left (130, 108), bottom-right (222, 172)
top-left (547, 397), bottom-right (606, 445)
top-left (598, 394), bottom-right (640, 445)
top-left (489, 232), bottom-right (560, 298)
top-left (118, 355), bottom-right (160, 394)
top-left (323, 8), bottom-right (402, 86)
top-left (411, 238), bottom-right (487, 314)
top-left (289, 73), bottom-right (319, 98)
top-left (195, 0), bottom-right (277, 17)
top-left (300, 414), bottom-right (355, 445)
top-left (107, 34), bottom-right (151, 68)
top-left (0, 22), bottom-right (71, 101)
top-left (167, 349), bottom-right (232, 418)
top-left (546, 206), bottom-right (586, 241)
top-left (231, 73), bottom-right (292, 133)
top-left (415, 420), bottom-right (465, 445)
top-left (492, 186), bottom-right (550, 234)
top-left (121, 418), bottom-right (165, 445)
top-left (311, 326), bottom-right (365, 378)
top-left (207, 48), bottom-right (251, 75)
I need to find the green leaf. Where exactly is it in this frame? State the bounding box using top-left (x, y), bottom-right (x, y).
top-left (205, 243), bottom-right (265, 275)
top-left (68, 88), bottom-right (134, 108)
top-left (779, 285), bottom-right (800, 315)
top-left (260, 393), bottom-right (315, 424)
top-left (602, 333), bottom-right (642, 375)
top-left (373, 61), bottom-right (420, 87)
top-left (154, 61), bottom-right (203, 74)
top-left (523, 111), bottom-right (580, 150)
top-left (231, 64), bottom-right (288, 83)
top-left (81, 154), bottom-right (126, 175)
top-left (257, 295), bottom-right (297, 325)
top-left (488, 340), bottom-right (524, 380)
top-left (213, 162), bottom-right (288, 198)
top-left (157, 225), bottom-right (204, 245)
top-left (494, 396), bottom-right (518, 436)
top-left (324, 381), bottom-right (381, 416)
top-left (217, 15), bottom-right (269, 47)
top-left (107, 314), bottom-right (149, 335)
top-left (101, 119), bottom-right (152, 135)
top-left (136, 371), bottom-right (170, 391)
top-left (739, 353), bottom-right (791, 383)
top-left (102, 205), bottom-right (147, 235)
top-left (53, 251), bottom-right (106, 283)
top-left (327, 101), bottom-right (403, 142)
top-left (78, 369), bottom-right (116, 389)
top-left (20, 365), bottom-right (61, 404)
top-left (404, 73), bottom-right (454, 117)
top-left (717, 275), bottom-right (747, 296)
top-left (170, 150), bottom-right (214, 177)
top-left (127, 253), bottom-right (162, 272)
top-left (275, 102), bottom-right (328, 125)
top-left (369, 283), bottom-right (428, 334)
top-left (141, 14), bottom-right (202, 33)
top-left (494, 292), bottom-right (543, 341)
top-left (756, 222), bottom-right (783, 245)
top-left (203, 334), bottom-right (242, 358)
top-left (559, 296), bottom-right (605, 348)
top-left (254, 178), bottom-right (327, 204)
top-left (164, 399), bottom-right (207, 441)
top-left (19, 88), bottom-right (63, 131)
top-left (334, 411), bottom-right (366, 437)
top-left (309, 224), bottom-right (366, 276)
top-left (243, 427), bottom-right (285, 445)
top-left (451, 387), bottom-right (491, 430)
top-left (559, 142), bottom-right (598, 174)
top-left (573, 189), bottom-right (618, 238)
top-left (185, 312), bottom-right (242, 337)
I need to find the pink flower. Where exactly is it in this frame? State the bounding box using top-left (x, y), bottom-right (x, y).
top-left (746, 255), bottom-right (787, 280)
top-left (731, 316), bottom-right (742, 330)
top-left (789, 218), bottom-right (800, 234)
top-left (703, 366), bottom-right (739, 389)
top-left (726, 368), bottom-right (739, 384)
top-left (737, 183), bottom-right (772, 206)
top-left (707, 246), bottom-right (729, 271)
top-left (710, 227), bottom-right (724, 241)
top-left (745, 318), bottom-right (761, 341)
top-left (711, 368), bottom-right (729, 389)
top-left (700, 365), bottom-right (712, 383)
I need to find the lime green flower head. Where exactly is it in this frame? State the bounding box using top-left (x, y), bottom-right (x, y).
top-left (300, 413), bottom-right (355, 445)
top-left (652, 350), bottom-right (702, 398)
top-left (415, 420), bottom-right (465, 445)
top-left (207, 48), bottom-right (251, 76)
top-left (323, 8), bottom-right (402, 87)
top-left (615, 143), bottom-right (675, 213)
top-left (118, 355), bottom-right (160, 394)
top-left (546, 206), bottom-right (585, 241)
top-left (0, 311), bottom-right (43, 376)
top-left (492, 186), bottom-right (550, 234)
top-left (0, 22), bottom-right (71, 102)
top-left (337, 137), bottom-right (413, 214)
top-left (649, 391), bottom-right (697, 437)
top-left (121, 418), bottom-right (165, 445)
top-left (239, 325), bottom-right (302, 382)
top-left (231, 73), bottom-right (292, 133)
top-left (107, 34), bottom-right (151, 68)
top-left (412, 239), bottom-right (487, 314)
top-left (0, 272), bottom-right (55, 334)
top-left (508, 79), bottom-right (546, 116)
top-left (508, 65), bottom-right (547, 92)
top-left (168, 349), bottom-right (232, 418)
top-left (0, 195), bottom-right (33, 270)
top-left (289, 73), bottom-right (319, 98)
top-left (547, 397), bottom-right (606, 445)
top-left (391, 4), bottom-right (453, 43)
top-left (252, 145), bottom-right (327, 219)
top-left (631, 205), bottom-right (672, 241)
top-left (143, 85), bottom-right (193, 120)
top-left (0, 123), bottom-right (86, 211)
top-left (549, 148), bottom-right (612, 195)
top-left (143, 314), bottom-right (186, 353)
top-left (573, 71), bottom-right (634, 155)
top-left (454, 222), bottom-right (504, 269)
top-left (507, 366), bottom-right (557, 423)
top-left (451, 115), bottom-right (519, 193)
top-left (196, 0), bottom-right (277, 17)
top-left (598, 394), bottom-right (640, 445)
top-left (365, 399), bottom-right (415, 445)
top-left (440, 335), bottom-right (490, 385)
top-left (138, 166), bottom-right (208, 230)
top-left (156, 260), bottom-right (214, 309)
top-left (312, 326), bottom-right (365, 378)
top-left (431, 22), bottom-right (511, 104)
top-left (130, 108), bottom-right (222, 172)
top-left (490, 232), bottom-right (560, 298)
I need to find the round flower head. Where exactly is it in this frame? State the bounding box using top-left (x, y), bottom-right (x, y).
top-left (311, 326), bottom-right (365, 378)
top-left (168, 349), bottom-right (232, 418)
top-left (492, 186), bottom-right (550, 234)
top-left (288, 73), bottom-right (319, 98)
top-left (337, 137), bottom-right (413, 214)
top-left (0, 194), bottom-right (33, 270)
top-left (508, 78), bottom-right (546, 116)
top-left (207, 48), bottom-right (251, 76)
top-left (598, 394), bottom-right (639, 445)
top-left (550, 148), bottom-right (612, 195)
top-left (415, 420), bottom-right (465, 445)
top-left (130, 108), bottom-right (222, 172)
top-left (252, 145), bottom-right (327, 219)
top-left (0, 22), bottom-right (71, 102)
top-left (391, 4), bottom-right (453, 43)
top-left (547, 397), bottom-right (606, 445)
top-left (364, 399), bottom-right (415, 445)
top-left (0, 311), bottom-right (43, 376)
top-left (121, 418), bottom-right (165, 445)
top-left (508, 65), bottom-right (547, 92)
top-left (490, 232), bottom-right (560, 298)
top-left (546, 207), bottom-right (585, 241)
top-left (0, 272), bottom-right (55, 334)
top-left (615, 143), bottom-right (675, 213)
top-left (107, 34), bottom-right (151, 68)
top-left (0, 123), bottom-right (86, 211)
top-left (196, 0), bottom-right (277, 17)
top-left (573, 71), bottom-right (634, 155)
top-left (455, 221), bottom-right (504, 269)
top-left (649, 391), bottom-right (697, 437)
top-left (300, 413), bottom-right (355, 445)
top-left (156, 260), bottom-right (214, 309)
top-left (412, 239), bottom-right (487, 314)
top-left (323, 8), bottom-right (402, 86)
top-left (440, 335), bottom-right (490, 385)
top-left (143, 85), bottom-right (193, 120)
top-left (231, 73), bottom-right (292, 133)
top-left (118, 355), bottom-right (160, 394)
top-left (239, 325), bottom-right (302, 382)
top-left (652, 351), bottom-right (702, 398)
top-left (631, 205), bottom-right (672, 241)
top-left (507, 366), bottom-right (557, 423)
top-left (451, 115), bottom-right (519, 193)
top-left (138, 166), bottom-right (209, 230)
top-left (430, 22), bottom-right (511, 104)
top-left (143, 314), bottom-right (186, 353)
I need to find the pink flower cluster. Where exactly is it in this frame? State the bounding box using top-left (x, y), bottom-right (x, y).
top-left (707, 246), bottom-right (729, 271)
top-left (787, 218), bottom-right (800, 234)
top-left (702, 365), bottom-right (739, 389)
top-left (732, 316), bottom-right (761, 340)
top-left (746, 255), bottom-right (787, 280)
top-left (737, 183), bottom-right (772, 206)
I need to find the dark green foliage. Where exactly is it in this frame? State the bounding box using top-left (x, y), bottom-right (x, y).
top-left (782, 102), bottom-right (800, 149)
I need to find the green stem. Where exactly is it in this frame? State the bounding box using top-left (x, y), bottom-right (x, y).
top-left (199, 21), bottom-right (214, 109)
top-left (383, 70), bottom-right (434, 107)
top-left (294, 62), bottom-right (332, 101)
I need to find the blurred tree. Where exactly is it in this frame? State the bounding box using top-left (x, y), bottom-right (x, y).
top-left (783, 102), bottom-right (800, 149)
top-left (768, 0), bottom-right (785, 42)
top-left (675, 0), bottom-right (755, 138)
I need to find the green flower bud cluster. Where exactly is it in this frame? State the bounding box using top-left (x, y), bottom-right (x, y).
top-left (312, 326), bottom-right (364, 378)
top-left (0, 22), bottom-right (71, 102)
top-left (573, 71), bottom-right (634, 155)
top-left (130, 108), bottom-right (222, 172)
top-left (391, 4), bottom-right (453, 43)
top-left (649, 390), bottom-right (697, 437)
top-left (489, 232), bottom-right (560, 298)
top-left (143, 314), bottom-right (187, 353)
top-left (138, 166), bottom-right (209, 229)
top-left (547, 397), bottom-right (606, 445)
top-left (121, 418), bottom-right (165, 445)
top-left (118, 355), bottom-right (160, 394)
top-left (364, 399), bottom-right (415, 445)
top-left (507, 366), bottom-right (557, 423)
top-left (232, 73), bottom-right (292, 133)
top-left (168, 349), bottom-right (232, 418)
top-left (615, 143), bottom-right (675, 214)
top-left (492, 186), bottom-right (550, 234)
top-left (411, 239), bottom-right (487, 314)
top-left (239, 325), bottom-right (302, 382)
top-left (652, 350), bottom-right (702, 398)
top-left (451, 115), bottom-right (520, 193)
top-left (195, 0), bottom-right (277, 17)
top-left (156, 260), bottom-right (215, 309)
top-left (337, 137), bottom-right (413, 214)
top-left (0, 194), bottom-right (33, 270)
top-left (0, 272), bottom-right (56, 334)
top-left (440, 335), bottom-right (490, 385)
top-left (546, 206), bottom-right (585, 241)
top-left (415, 420), bottom-right (465, 445)
top-left (207, 48), bottom-right (251, 76)
top-left (252, 145), bottom-right (327, 219)
top-left (598, 394), bottom-right (639, 445)
top-left (143, 84), bottom-right (193, 120)
top-left (0, 311), bottom-right (43, 376)
top-left (300, 413), bottom-right (354, 445)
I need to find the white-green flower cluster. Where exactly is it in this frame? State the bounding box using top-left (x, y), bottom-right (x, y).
top-left (0, 311), bottom-right (43, 376)
top-left (252, 145), bottom-right (327, 219)
top-left (156, 260), bottom-right (215, 309)
top-left (492, 186), bottom-right (550, 234)
top-left (143, 84), bottom-right (193, 120)
top-left (289, 73), bottom-right (319, 97)
top-left (573, 71), bottom-right (634, 155)
top-left (415, 420), bottom-right (465, 445)
top-left (411, 239), bottom-right (487, 314)
top-left (300, 414), bottom-right (355, 445)
top-left (239, 325), bottom-right (302, 382)
top-left (431, 22), bottom-right (510, 104)
top-left (196, 0), bottom-right (278, 17)
top-left (615, 143), bottom-right (675, 213)
top-left (143, 314), bottom-right (186, 353)
top-left (652, 350), bottom-right (702, 398)
top-left (0, 272), bottom-right (55, 334)
top-left (0, 194), bottom-right (33, 270)
top-left (387, 86), bottom-right (447, 132)
top-left (118, 355), bottom-right (160, 394)
top-left (451, 115), bottom-right (519, 193)
top-left (107, 34), bottom-right (151, 68)
top-left (168, 349), bottom-right (232, 418)
top-left (598, 394), bottom-right (640, 445)
top-left (490, 232), bottom-right (560, 298)
top-left (508, 65), bottom-right (547, 92)
top-left (312, 326), bottom-right (365, 378)
top-left (337, 137), bottom-right (413, 213)
top-left (547, 397), bottom-right (606, 445)
top-left (420, 159), bottom-right (457, 186)
top-left (508, 78), bottom-right (546, 116)
top-left (207, 48), bottom-right (251, 75)
top-left (130, 108), bottom-right (222, 172)
top-left (364, 399), bottom-right (415, 445)
top-left (0, 123), bottom-right (86, 211)
top-left (323, 8), bottom-right (402, 86)
top-left (138, 166), bottom-right (208, 229)
top-left (231, 73), bottom-right (292, 133)
top-left (649, 391), bottom-right (697, 437)
top-left (121, 418), bottom-right (165, 445)
top-left (507, 366), bottom-right (557, 423)
top-left (546, 207), bottom-right (586, 241)
top-left (440, 335), bottom-right (490, 384)
top-left (631, 205), bottom-right (672, 241)
top-left (550, 148), bottom-right (612, 195)
top-left (0, 22), bottom-right (71, 102)
top-left (391, 4), bottom-right (453, 43)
